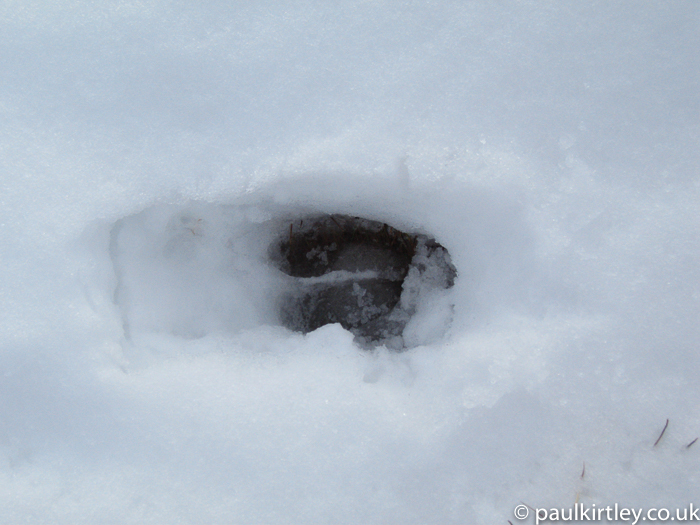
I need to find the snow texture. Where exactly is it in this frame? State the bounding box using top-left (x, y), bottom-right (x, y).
top-left (1, 1), bottom-right (699, 523)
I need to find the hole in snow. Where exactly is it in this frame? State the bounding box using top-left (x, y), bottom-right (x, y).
top-left (270, 215), bottom-right (457, 349)
top-left (108, 205), bottom-right (457, 350)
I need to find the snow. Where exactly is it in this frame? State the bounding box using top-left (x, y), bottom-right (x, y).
top-left (1, 1), bottom-right (699, 523)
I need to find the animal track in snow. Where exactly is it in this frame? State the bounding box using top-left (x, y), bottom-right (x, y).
top-left (270, 214), bottom-right (456, 349)
top-left (109, 205), bottom-right (457, 349)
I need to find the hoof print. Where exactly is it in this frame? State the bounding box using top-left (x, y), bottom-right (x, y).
top-left (271, 215), bottom-right (456, 349)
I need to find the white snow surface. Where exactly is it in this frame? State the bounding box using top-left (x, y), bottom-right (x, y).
top-left (1, 1), bottom-right (700, 523)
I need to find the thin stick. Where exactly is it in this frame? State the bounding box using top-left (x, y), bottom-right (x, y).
top-left (686, 438), bottom-right (698, 449)
top-left (654, 419), bottom-right (669, 447)
top-left (581, 462), bottom-right (585, 480)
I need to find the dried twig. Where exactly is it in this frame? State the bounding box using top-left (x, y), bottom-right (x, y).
top-left (654, 419), bottom-right (669, 447)
top-left (581, 461), bottom-right (585, 480)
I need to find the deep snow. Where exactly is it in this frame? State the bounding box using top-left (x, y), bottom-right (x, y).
top-left (1, 1), bottom-right (699, 523)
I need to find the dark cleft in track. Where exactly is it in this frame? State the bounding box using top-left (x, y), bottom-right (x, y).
top-left (271, 214), bottom-right (456, 349)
